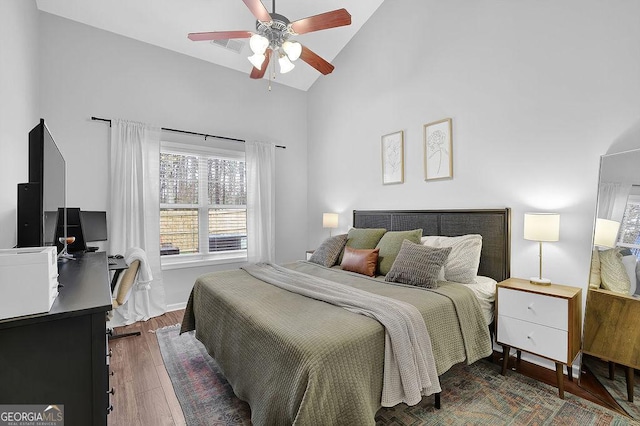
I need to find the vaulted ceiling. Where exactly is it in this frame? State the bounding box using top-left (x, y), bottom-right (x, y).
top-left (36, 0), bottom-right (385, 91)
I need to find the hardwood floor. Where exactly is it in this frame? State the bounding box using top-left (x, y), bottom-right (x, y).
top-left (108, 310), bottom-right (186, 426)
top-left (109, 310), bottom-right (629, 425)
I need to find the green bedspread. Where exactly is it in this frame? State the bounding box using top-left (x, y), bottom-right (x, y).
top-left (181, 261), bottom-right (492, 426)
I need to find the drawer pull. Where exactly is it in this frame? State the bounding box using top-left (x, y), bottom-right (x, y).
top-left (526, 332), bottom-right (534, 341)
top-left (107, 405), bottom-right (113, 414)
top-left (527, 303), bottom-right (534, 310)
top-left (107, 387), bottom-right (115, 396)
top-left (107, 349), bottom-right (113, 357)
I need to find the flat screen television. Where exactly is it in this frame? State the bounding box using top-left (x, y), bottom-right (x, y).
top-left (17, 119), bottom-right (66, 251)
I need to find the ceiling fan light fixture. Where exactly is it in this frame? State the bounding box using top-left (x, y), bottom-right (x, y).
top-left (249, 34), bottom-right (269, 54)
top-left (278, 54), bottom-right (295, 74)
top-left (282, 41), bottom-right (302, 61)
top-left (248, 53), bottom-right (266, 69)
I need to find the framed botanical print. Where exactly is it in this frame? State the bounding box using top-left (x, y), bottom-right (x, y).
top-left (424, 118), bottom-right (453, 180)
top-left (381, 130), bottom-right (404, 185)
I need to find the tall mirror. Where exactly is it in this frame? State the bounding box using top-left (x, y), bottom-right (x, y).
top-left (581, 148), bottom-right (640, 419)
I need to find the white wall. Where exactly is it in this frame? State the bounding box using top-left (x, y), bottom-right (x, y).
top-left (38, 13), bottom-right (308, 306)
top-left (307, 0), bottom-right (640, 293)
top-left (0, 0), bottom-right (40, 248)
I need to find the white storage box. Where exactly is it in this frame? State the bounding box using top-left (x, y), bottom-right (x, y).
top-left (0, 246), bottom-right (58, 320)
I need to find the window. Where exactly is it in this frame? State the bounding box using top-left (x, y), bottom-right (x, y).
top-left (618, 186), bottom-right (640, 259)
top-left (160, 143), bottom-right (247, 264)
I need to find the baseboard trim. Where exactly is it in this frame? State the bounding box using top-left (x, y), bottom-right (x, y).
top-left (166, 302), bottom-right (187, 312)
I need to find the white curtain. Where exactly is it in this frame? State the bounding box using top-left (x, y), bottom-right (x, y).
top-left (246, 140), bottom-right (276, 263)
top-left (108, 119), bottom-right (166, 325)
top-left (598, 182), bottom-right (632, 222)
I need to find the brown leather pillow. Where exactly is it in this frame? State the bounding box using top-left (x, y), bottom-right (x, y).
top-left (340, 246), bottom-right (380, 277)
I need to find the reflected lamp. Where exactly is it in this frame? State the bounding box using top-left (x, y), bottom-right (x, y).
top-left (593, 218), bottom-right (620, 248)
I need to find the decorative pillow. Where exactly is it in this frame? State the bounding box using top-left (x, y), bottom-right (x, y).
top-left (339, 228), bottom-right (387, 263)
top-left (421, 234), bottom-right (482, 284)
top-left (385, 241), bottom-right (452, 289)
top-left (309, 234), bottom-right (347, 267)
top-left (376, 229), bottom-right (423, 276)
top-left (599, 248), bottom-right (631, 294)
top-left (589, 248), bottom-right (601, 289)
top-left (636, 261), bottom-right (640, 295)
top-left (340, 246), bottom-right (380, 277)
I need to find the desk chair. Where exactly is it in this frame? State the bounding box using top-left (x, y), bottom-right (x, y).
top-left (109, 259), bottom-right (142, 340)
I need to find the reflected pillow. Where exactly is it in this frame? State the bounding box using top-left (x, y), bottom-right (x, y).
top-left (599, 248), bottom-right (631, 294)
top-left (589, 248), bottom-right (601, 289)
top-left (421, 234), bottom-right (482, 284)
top-left (341, 246), bottom-right (379, 277)
top-left (385, 241), bottom-right (452, 289)
top-left (309, 234), bottom-right (347, 267)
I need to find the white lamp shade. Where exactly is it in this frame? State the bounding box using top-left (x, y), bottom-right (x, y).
top-left (248, 53), bottom-right (265, 69)
top-left (524, 213), bottom-right (560, 242)
top-left (323, 213), bottom-right (339, 229)
top-left (282, 41), bottom-right (302, 61)
top-left (249, 34), bottom-right (269, 55)
top-left (594, 218), bottom-right (620, 248)
top-left (278, 55), bottom-right (295, 74)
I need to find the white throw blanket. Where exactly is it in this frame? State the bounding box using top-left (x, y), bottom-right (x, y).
top-left (124, 247), bottom-right (153, 289)
top-left (242, 262), bottom-right (441, 407)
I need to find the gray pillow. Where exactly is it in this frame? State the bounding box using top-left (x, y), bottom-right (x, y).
top-left (309, 234), bottom-right (347, 267)
top-left (385, 240), bottom-right (452, 289)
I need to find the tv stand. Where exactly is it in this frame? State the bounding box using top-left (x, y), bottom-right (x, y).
top-left (0, 252), bottom-right (112, 425)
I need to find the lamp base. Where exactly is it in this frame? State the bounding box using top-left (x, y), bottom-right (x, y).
top-left (530, 277), bottom-right (551, 286)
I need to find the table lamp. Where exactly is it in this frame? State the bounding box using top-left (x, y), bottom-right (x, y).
top-left (524, 212), bottom-right (560, 285)
top-left (323, 213), bottom-right (339, 237)
top-left (593, 218), bottom-right (620, 248)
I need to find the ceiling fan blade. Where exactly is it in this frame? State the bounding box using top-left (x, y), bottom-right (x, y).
top-left (188, 31), bottom-right (253, 41)
top-left (290, 9), bottom-right (351, 35)
top-left (242, 0), bottom-right (272, 23)
top-left (250, 48), bottom-right (272, 79)
top-left (299, 45), bottom-right (335, 75)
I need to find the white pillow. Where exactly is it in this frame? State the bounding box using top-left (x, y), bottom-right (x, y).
top-left (599, 249), bottom-right (631, 294)
top-left (421, 234), bottom-right (482, 284)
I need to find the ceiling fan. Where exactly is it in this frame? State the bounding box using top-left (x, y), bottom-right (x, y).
top-left (188, 0), bottom-right (351, 79)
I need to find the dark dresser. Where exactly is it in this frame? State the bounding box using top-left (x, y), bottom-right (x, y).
top-left (0, 252), bottom-right (113, 426)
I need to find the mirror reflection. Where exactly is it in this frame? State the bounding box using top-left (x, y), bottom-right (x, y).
top-left (582, 148), bottom-right (640, 419)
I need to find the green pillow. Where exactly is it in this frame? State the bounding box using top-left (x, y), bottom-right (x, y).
top-left (376, 229), bottom-right (423, 275)
top-left (338, 228), bottom-right (387, 264)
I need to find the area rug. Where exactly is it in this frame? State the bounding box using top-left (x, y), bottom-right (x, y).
top-left (157, 325), bottom-right (636, 425)
top-left (584, 357), bottom-right (640, 420)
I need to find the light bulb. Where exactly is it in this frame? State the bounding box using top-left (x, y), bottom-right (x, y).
top-left (278, 55), bottom-right (295, 74)
top-left (249, 34), bottom-right (269, 55)
top-left (282, 41), bottom-right (302, 61)
top-left (248, 53), bottom-right (265, 69)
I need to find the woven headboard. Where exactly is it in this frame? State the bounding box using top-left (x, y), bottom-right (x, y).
top-left (353, 209), bottom-right (511, 282)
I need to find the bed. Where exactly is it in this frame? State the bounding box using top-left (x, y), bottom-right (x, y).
top-left (181, 208), bottom-right (511, 425)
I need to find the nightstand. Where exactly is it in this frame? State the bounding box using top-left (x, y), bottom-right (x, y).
top-left (496, 277), bottom-right (582, 399)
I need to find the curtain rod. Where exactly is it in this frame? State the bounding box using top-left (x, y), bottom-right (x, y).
top-left (90, 116), bottom-right (286, 149)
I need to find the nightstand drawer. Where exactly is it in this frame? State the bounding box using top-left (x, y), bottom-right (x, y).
top-left (497, 315), bottom-right (568, 362)
top-left (498, 287), bottom-right (568, 330)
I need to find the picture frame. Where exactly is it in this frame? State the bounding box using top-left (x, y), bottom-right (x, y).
top-left (424, 118), bottom-right (453, 180)
top-left (381, 130), bottom-right (404, 185)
